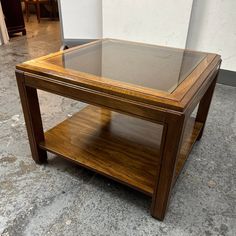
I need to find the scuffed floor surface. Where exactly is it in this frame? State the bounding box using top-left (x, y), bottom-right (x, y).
top-left (0, 18), bottom-right (236, 236)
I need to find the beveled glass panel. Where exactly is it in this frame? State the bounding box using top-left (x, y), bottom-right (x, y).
top-left (46, 39), bottom-right (207, 93)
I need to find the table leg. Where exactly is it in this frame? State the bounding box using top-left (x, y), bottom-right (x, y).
top-left (16, 71), bottom-right (47, 164)
top-left (151, 114), bottom-right (185, 220)
top-left (196, 73), bottom-right (218, 140)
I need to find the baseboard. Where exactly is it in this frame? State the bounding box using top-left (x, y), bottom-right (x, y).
top-left (62, 39), bottom-right (97, 48)
top-left (218, 69), bottom-right (236, 87)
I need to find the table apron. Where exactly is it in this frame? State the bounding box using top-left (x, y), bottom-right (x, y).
top-left (22, 72), bottom-right (175, 125)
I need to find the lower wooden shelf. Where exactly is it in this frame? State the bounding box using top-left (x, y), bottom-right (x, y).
top-left (39, 105), bottom-right (203, 196)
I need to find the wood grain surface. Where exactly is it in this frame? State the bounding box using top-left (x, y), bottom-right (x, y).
top-left (39, 105), bottom-right (202, 195)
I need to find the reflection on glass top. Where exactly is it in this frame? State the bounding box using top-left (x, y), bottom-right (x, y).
top-left (46, 39), bottom-right (207, 93)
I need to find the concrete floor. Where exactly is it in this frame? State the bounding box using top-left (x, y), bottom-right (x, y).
top-left (0, 17), bottom-right (236, 236)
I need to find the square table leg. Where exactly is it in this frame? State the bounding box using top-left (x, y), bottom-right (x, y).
top-left (151, 114), bottom-right (185, 220)
top-left (16, 71), bottom-right (47, 164)
top-left (196, 73), bottom-right (218, 140)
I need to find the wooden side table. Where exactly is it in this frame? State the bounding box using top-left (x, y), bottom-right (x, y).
top-left (16, 39), bottom-right (221, 220)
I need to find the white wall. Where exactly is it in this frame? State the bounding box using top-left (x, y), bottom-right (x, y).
top-left (187, 0), bottom-right (236, 71)
top-left (59, 0), bottom-right (193, 48)
top-left (102, 0), bottom-right (193, 48)
top-left (59, 0), bottom-right (102, 39)
top-left (59, 0), bottom-right (236, 71)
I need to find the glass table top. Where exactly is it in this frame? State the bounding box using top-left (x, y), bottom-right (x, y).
top-left (46, 39), bottom-right (207, 93)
